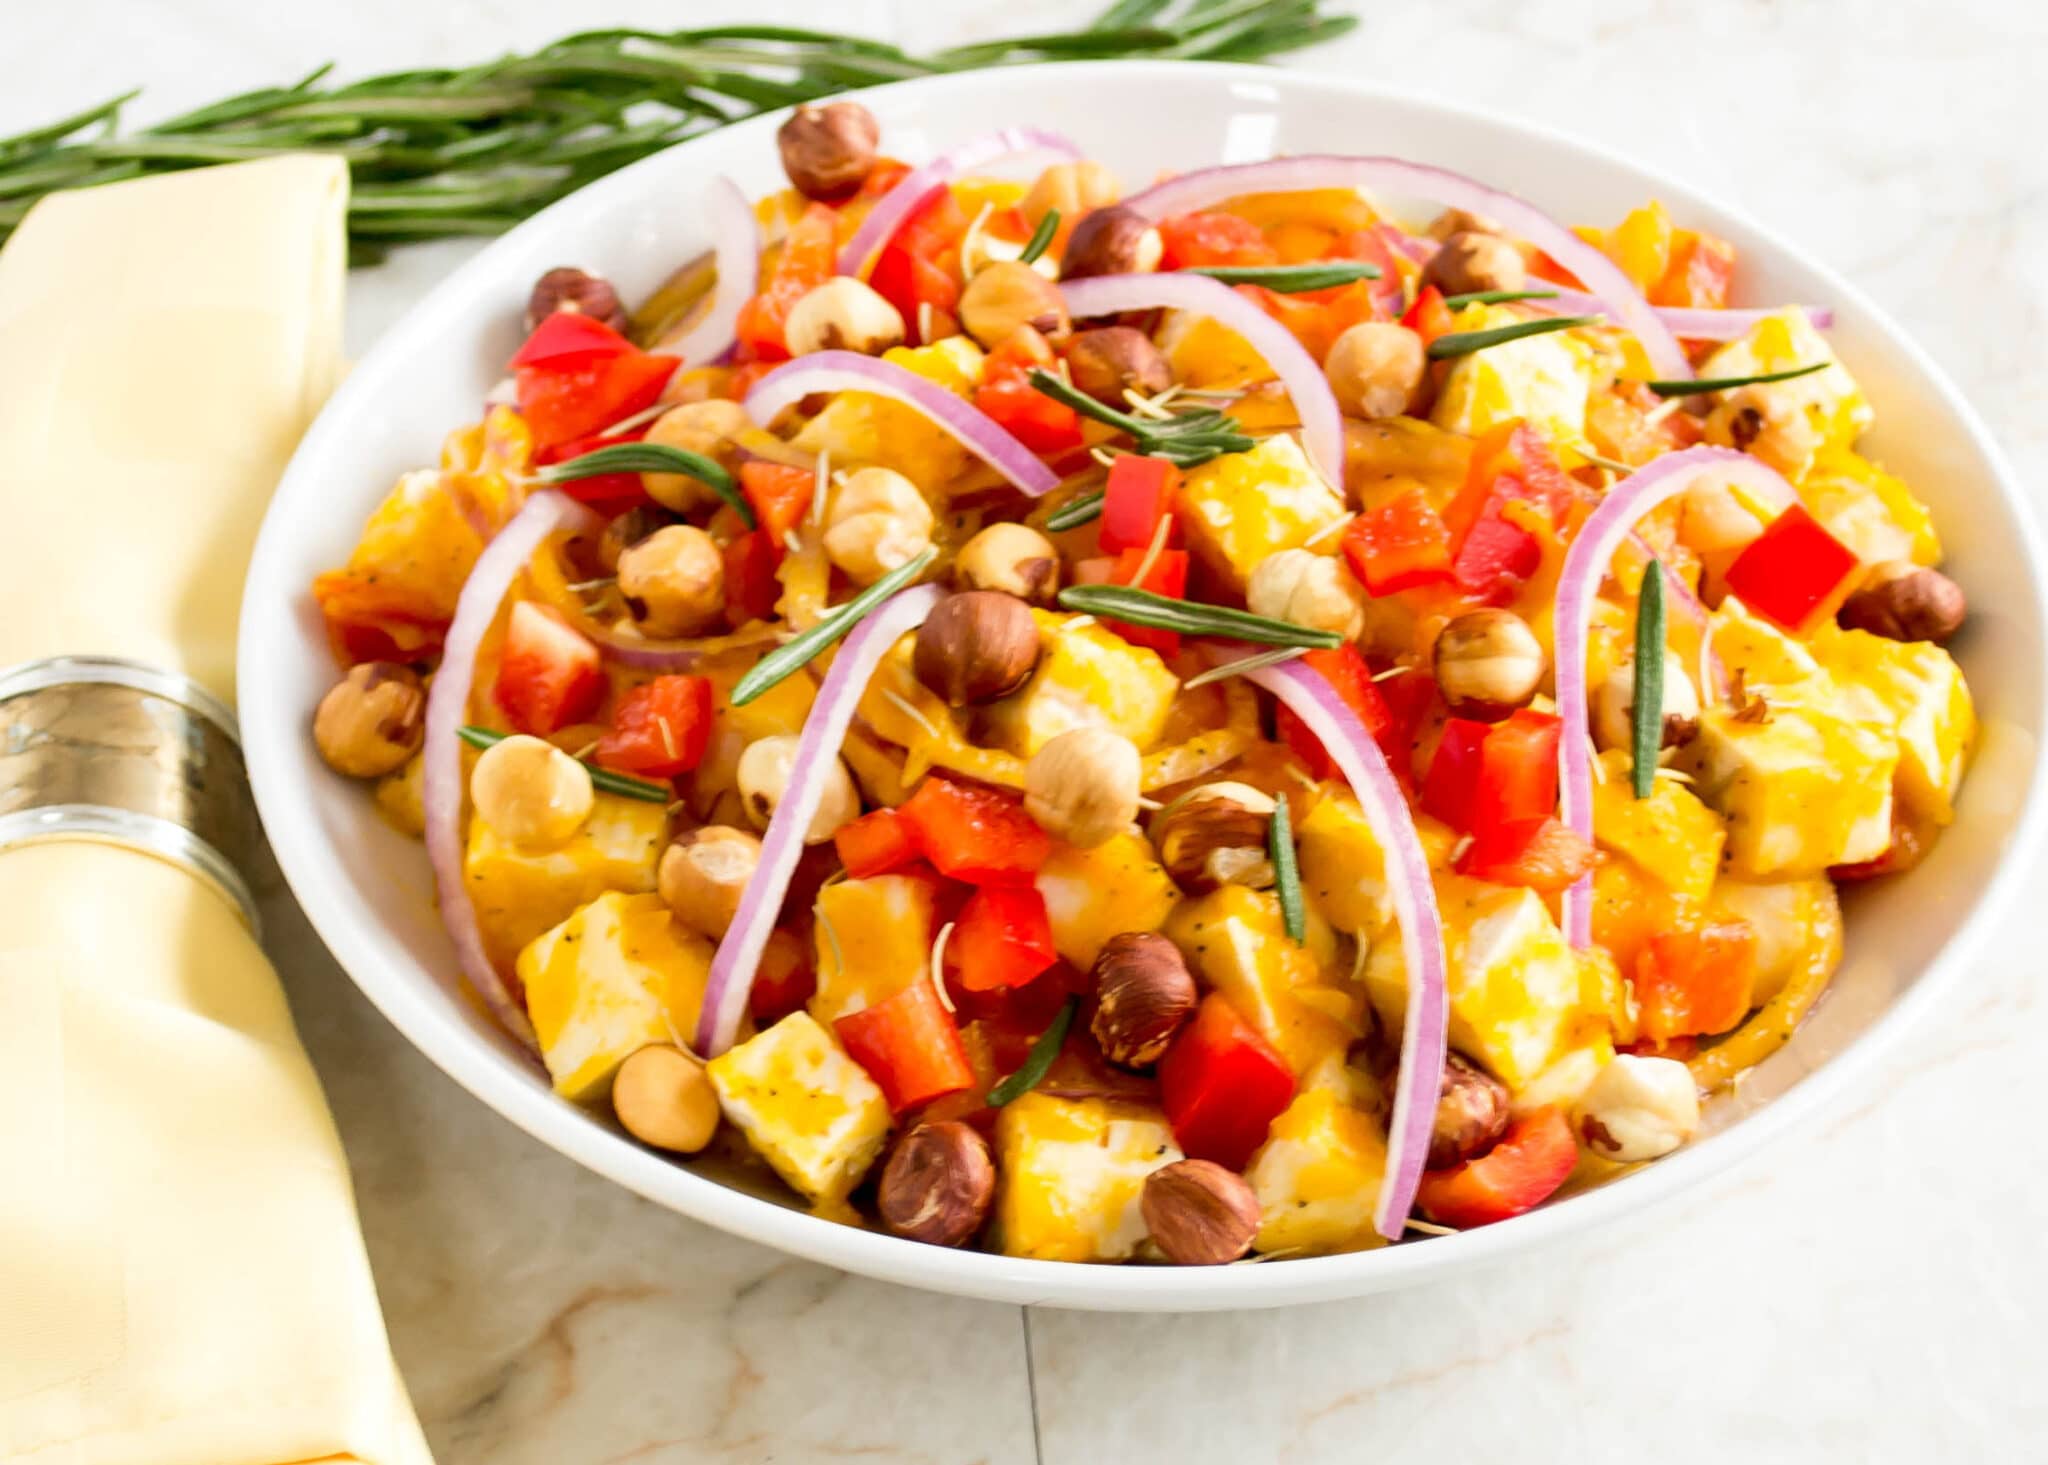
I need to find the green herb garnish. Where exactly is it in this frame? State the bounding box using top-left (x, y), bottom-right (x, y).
top-left (1642, 362), bottom-right (1828, 397)
top-left (1631, 558), bottom-right (1667, 800)
top-left (1426, 314), bottom-right (1602, 360)
top-left (988, 996), bottom-right (1078, 1107)
top-left (1018, 208), bottom-right (1059, 266)
top-left (1182, 645), bottom-right (1304, 689)
top-left (1029, 368), bottom-right (1253, 467)
top-left (1439, 288), bottom-right (1562, 309)
top-left (1045, 487), bottom-right (1106, 532)
top-left (1271, 795), bottom-right (1304, 944)
top-left (1190, 260), bottom-right (1380, 291)
top-left (457, 725), bottom-right (671, 802)
top-left (730, 546), bottom-right (937, 706)
top-left (538, 442), bottom-right (753, 528)
top-left (1056, 584), bottom-right (1343, 649)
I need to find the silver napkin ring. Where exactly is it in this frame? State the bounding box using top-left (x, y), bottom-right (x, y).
top-left (0, 656), bottom-right (264, 934)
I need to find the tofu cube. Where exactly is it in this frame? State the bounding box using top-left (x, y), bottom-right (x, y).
top-left (1158, 309), bottom-right (1281, 390)
top-left (809, 873), bottom-right (937, 1024)
top-left (984, 612), bottom-right (1181, 757)
top-left (1687, 700), bottom-right (1896, 876)
top-left (1296, 789), bottom-right (1390, 936)
top-left (706, 1012), bottom-right (892, 1206)
top-left (1813, 625), bottom-right (1976, 823)
top-left (1036, 832), bottom-right (1182, 970)
top-left (466, 794), bottom-right (666, 970)
top-left (1589, 750), bottom-right (1727, 906)
top-left (993, 1094), bottom-right (1182, 1262)
top-left (1165, 886), bottom-right (1357, 1076)
top-left (1174, 434), bottom-right (1348, 593)
top-left (1246, 1088), bottom-right (1390, 1256)
top-left (792, 337), bottom-right (985, 487)
top-left (1430, 302), bottom-right (1594, 450)
top-left (1798, 445), bottom-right (1941, 567)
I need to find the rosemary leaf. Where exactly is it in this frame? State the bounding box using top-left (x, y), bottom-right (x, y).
top-left (1028, 368), bottom-right (1252, 466)
top-left (457, 725), bottom-right (671, 802)
top-left (1019, 208), bottom-right (1059, 265)
top-left (1271, 795), bottom-right (1305, 944)
top-left (1631, 558), bottom-right (1667, 800)
top-left (730, 546), bottom-right (937, 706)
top-left (1643, 362), bottom-right (1828, 397)
top-left (988, 997), bottom-right (1079, 1107)
top-left (1182, 646), bottom-right (1303, 689)
top-left (1426, 315), bottom-right (1602, 360)
top-left (1056, 584), bottom-right (1343, 648)
top-left (537, 442), bottom-right (752, 527)
top-left (1045, 488), bottom-right (1106, 532)
top-left (1190, 260), bottom-right (1380, 290)
top-left (1439, 288), bottom-right (1561, 309)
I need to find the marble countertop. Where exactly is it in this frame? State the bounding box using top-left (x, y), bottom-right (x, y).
top-left (18, 1), bottom-right (2048, 1459)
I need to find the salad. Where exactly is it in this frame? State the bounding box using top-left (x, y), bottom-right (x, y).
top-left (308, 99), bottom-right (1974, 1264)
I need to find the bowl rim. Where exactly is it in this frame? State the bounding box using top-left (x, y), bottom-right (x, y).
top-left (242, 58), bottom-right (2048, 1311)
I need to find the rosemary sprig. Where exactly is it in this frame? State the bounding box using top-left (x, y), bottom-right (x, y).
top-left (1270, 795), bottom-right (1305, 944)
top-left (1631, 558), bottom-right (1667, 800)
top-left (537, 442), bottom-right (752, 527)
top-left (1182, 645), bottom-right (1303, 689)
top-left (1426, 315), bottom-right (1601, 360)
top-left (1439, 288), bottom-right (1561, 309)
top-left (1045, 488), bottom-right (1106, 532)
top-left (1190, 260), bottom-right (1381, 291)
top-left (456, 725), bottom-right (671, 802)
top-left (1642, 362), bottom-right (1828, 397)
top-left (988, 996), bottom-right (1078, 1107)
top-left (1029, 368), bottom-right (1253, 467)
top-left (1056, 584), bottom-right (1343, 648)
top-left (730, 545), bottom-right (936, 706)
top-left (1018, 208), bottom-right (1059, 266)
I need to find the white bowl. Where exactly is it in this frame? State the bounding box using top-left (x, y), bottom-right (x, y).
top-left (240, 60), bottom-right (2048, 1311)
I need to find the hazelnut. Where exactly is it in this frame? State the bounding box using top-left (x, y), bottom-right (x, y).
top-left (784, 276), bottom-right (906, 357)
top-left (470, 734), bottom-right (595, 851)
top-left (1432, 609), bottom-right (1547, 718)
top-left (959, 260), bottom-right (1071, 350)
top-left (1591, 646), bottom-right (1701, 754)
top-left (877, 1121), bottom-right (995, 1248)
top-left (1148, 781), bottom-right (1277, 893)
top-left (824, 466), bottom-right (935, 585)
top-left (596, 504), bottom-right (676, 574)
top-left (1059, 205), bottom-right (1165, 282)
top-left (1838, 561), bottom-right (1966, 644)
top-left (1323, 322), bottom-right (1426, 420)
top-left (525, 266), bottom-right (629, 335)
top-left (1065, 326), bottom-right (1172, 407)
top-left (955, 522), bottom-right (1060, 604)
top-left (642, 399), bottom-right (753, 513)
top-left (1429, 207), bottom-right (1507, 242)
top-left (612, 1044), bottom-right (721, 1154)
top-left (313, 662), bottom-right (426, 779)
top-left (1025, 726), bottom-right (1141, 848)
top-left (1246, 549), bottom-right (1367, 641)
top-left (776, 100), bottom-right (880, 200)
top-left (913, 591), bottom-right (1042, 706)
top-left (658, 825), bottom-right (763, 940)
top-left (1422, 231), bottom-right (1528, 297)
top-left (1090, 931), bottom-right (1197, 1067)
top-left (1021, 159), bottom-right (1121, 230)
top-left (736, 733), bottom-right (858, 844)
top-left (1573, 1054), bottom-right (1699, 1163)
top-left (617, 524), bottom-right (726, 637)
top-left (1141, 1159), bottom-right (1261, 1265)
top-left (1428, 1052), bottom-right (1512, 1169)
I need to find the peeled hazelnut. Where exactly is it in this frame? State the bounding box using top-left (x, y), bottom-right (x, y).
top-left (1422, 230), bottom-right (1528, 297)
top-left (470, 734), bottom-right (595, 851)
top-left (824, 466), bottom-right (935, 585)
top-left (1838, 561), bottom-right (1966, 644)
top-left (1065, 326), bottom-right (1172, 407)
top-left (1429, 207), bottom-right (1507, 242)
top-left (1432, 609), bottom-right (1547, 718)
top-left (959, 261), bottom-right (1070, 350)
top-left (658, 825), bottom-right (763, 940)
top-left (1090, 932), bottom-right (1197, 1067)
top-left (1148, 781), bottom-right (1277, 893)
top-left (1059, 205), bottom-right (1164, 282)
top-left (1428, 1052), bottom-right (1512, 1169)
top-left (784, 276), bottom-right (906, 357)
top-left (525, 266), bottom-right (629, 335)
top-left (1246, 549), bottom-right (1367, 641)
top-left (617, 524), bottom-right (726, 637)
top-left (1591, 646), bottom-right (1701, 754)
top-left (955, 522), bottom-right (1060, 604)
top-left (737, 733), bottom-right (858, 843)
top-left (612, 1044), bottom-right (721, 1154)
top-left (877, 1121), bottom-right (996, 1248)
top-left (913, 591), bottom-right (1042, 706)
top-left (1573, 1054), bottom-right (1700, 1163)
top-left (776, 100), bottom-right (880, 200)
top-left (1021, 159), bottom-right (1121, 230)
top-left (314, 662), bottom-right (426, 779)
top-left (1026, 726), bottom-right (1142, 848)
top-left (1141, 1159), bottom-right (1261, 1265)
top-left (642, 399), bottom-right (753, 513)
top-left (596, 505), bottom-right (676, 574)
top-left (1323, 322), bottom-right (1426, 420)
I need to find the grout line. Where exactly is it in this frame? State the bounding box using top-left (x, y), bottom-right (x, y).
top-left (1021, 1305), bottom-right (1045, 1465)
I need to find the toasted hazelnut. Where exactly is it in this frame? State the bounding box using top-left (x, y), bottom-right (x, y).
top-left (958, 260), bottom-right (1070, 351)
top-left (737, 733), bottom-right (858, 843)
top-left (658, 826), bottom-right (763, 940)
top-left (877, 1121), bottom-right (995, 1248)
top-left (470, 734), bottom-right (594, 851)
top-left (1429, 207), bottom-right (1507, 242)
top-left (1026, 726), bottom-right (1141, 848)
top-left (784, 276), bottom-right (906, 357)
top-left (1090, 931), bottom-right (1197, 1067)
top-left (1839, 561), bottom-right (1966, 644)
top-left (824, 466), bottom-right (935, 585)
top-left (525, 266), bottom-right (629, 335)
top-left (1065, 325), bottom-right (1172, 407)
top-left (1059, 205), bottom-right (1164, 282)
top-left (642, 399), bottom-right (753, 513)
top-left (1591, 646), bottom-right (1701, 755)
top-left (313, 662), bottom-right (426, 779)
top-left (776, 100), bottom-right (879, 200)
top-left (955, 522), bottom-right (1060, 604)
top-left (1432, 609), bottom-right (1546, 718)
top-left (1323, 322), bottom-right (1426, 420)
top-left (912, 591), bottom-right (1041, 707)
top-left (1423, 231), bottom-right (1528, 297)
top-left (1573, 1054), bottom-right (1699, 1163)
top-left (1148, 781), bottom-right (1276, 893)
top-left (1141, 1159), bottom-right (1261, 1265)
top-left (612, 1044), bottom-right (721, 1154)
top-left (617, 524), bottom-right (725, 637)
top-left (1246, 549), bottom-right (1367, 641)
top-left (596, 505), bottom-right (676, 574)
top-left (1428, 1052), bottom-right (1512, 1169)
top-left (1021, 159), bottom-right (1121, 230)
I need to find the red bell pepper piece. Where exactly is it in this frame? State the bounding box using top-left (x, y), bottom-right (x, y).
top-left (722, 529), bottom-right (784, 624)
top-left (972, 376), bottom-right (1084, 455)
top-left (1098, 455), bottom-right (1182, 555)
top-left (950, 886), bottom-right (1058, 992)
top-left (1454, 816), bottom-right (1594, 893)
top-left (866, 185), bottom-right (969, 343)
top-left (1158, 994), bottom-right (1296, 1170)
top-left (311, 569), bottom-right (448, 666)
top-left (1326, 226), bottom-right (1407, 319)
top-left (733, 201), bottom-right (839, 361)
top-left (1399, 284), bottom-right (1456, 348)
top-left (1415, 1106), bottom-right (1577, 1228)
top-left (1653, 232), bottom-right (1736, 311)
top-left (1442, 422), bottom-right (1576, 602)
top-left (1103, 545), bottom-right (1189, 656)
top-left (515, 350), bottom-right (678, 456)
top-left (834, 807), bottom-right (920, 880)
top-left (835, 979), bottom-right (976, 1114)
top-left (739, 461), bottom-right (816, 540)
top-left (896, 777), bottom-right (1051, 887)
top-left (1424, 710), bottom-right (1564, 835)
top-left (592, 674), bottom-right (714, 778)
top-left (1276, 645), bottom-right (1394, 781)
top-left (493, 601), bottom-right (604, 734)
top-left (1157, 211), bottom-right (1279, 270)
top-left (510, 311), bottom-right (634, 369)
top-left (1420, 719), bottom-right (1490, 831)
top-left (532, 424), bottom-right (652, 512)
top-left (1342, 489), bottom-right (1455, 595)
top-left (1722, 504), bottom-right (1860, 632)
top-left (1634, 923), bottom-right (1758, 1041)
top-left (750, 928), bottom-right (816, 1026)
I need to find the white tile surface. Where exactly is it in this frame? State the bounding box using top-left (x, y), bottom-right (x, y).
top-left (11, 1), bottom-right (2048, 1459)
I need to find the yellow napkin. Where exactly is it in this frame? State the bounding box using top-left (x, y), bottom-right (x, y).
top-left (0, 157), bottom-right (433, 1464)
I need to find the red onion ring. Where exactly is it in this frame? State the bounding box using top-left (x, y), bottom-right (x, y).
top-left (422, 489), bottom-right (600, 1055)
top-left (1238, 652), bottom-right (1449, 1241)
top-left (1123, 156), bottom-right (1690, 380)
top-left (1535, 285), bottom-right (1833, 341)
top-left (744, 350), bottom-right (1059, 497)
top-left (694, 582), bottom-right (945, 1056)
top-left (667, 174), bottom-right (757, 366)
top-left (1061, 272), bottom-right (1345, 490)
top-left (838, 127), bottom-right (1081, 278)
top-left (1554, 448), bottom-right (1796, 946)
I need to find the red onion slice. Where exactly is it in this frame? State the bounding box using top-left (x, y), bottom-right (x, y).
top-left (744, 350), bottom-right (1059, 497)
top-left (666, 174), bottom-right (757, 366)
top-left (1240, 653), bottom-right (1449, 1241)
top-left (694, 582), bottom-right (945, 1057)
top-left (422, 489), bottom-right (600, 1055)
top-left (1554, 447), bottom-right (1796, 945)
top-left (1536, 285), bottom-right (1833, 341)
top-left (838, 126), bottom-right (1081, 278)
top-left (1123, 156), bottom-right (1691, 380)
top-left (1061, 272), bottom-right (1345, 490)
